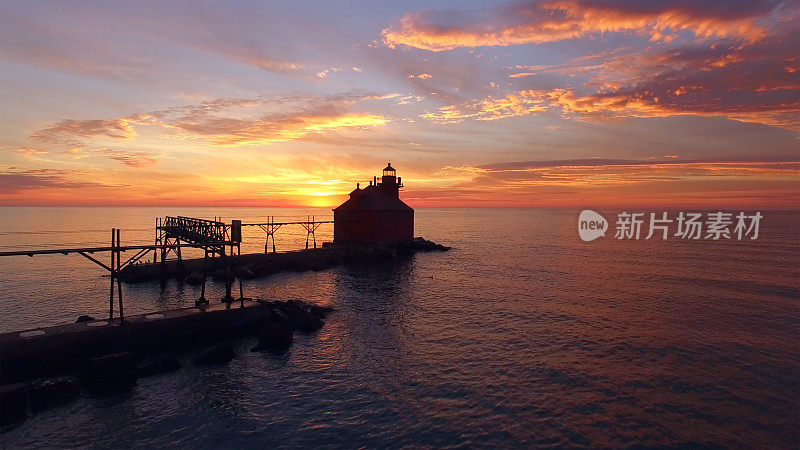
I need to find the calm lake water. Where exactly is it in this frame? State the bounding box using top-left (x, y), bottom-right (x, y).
top-left (1, 207), bottom-right (798, 448)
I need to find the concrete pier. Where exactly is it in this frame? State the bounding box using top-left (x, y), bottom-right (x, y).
top-left (0, 300), bottom-right (273, 385)
top-left (119, 237), bottom-right (450, 283)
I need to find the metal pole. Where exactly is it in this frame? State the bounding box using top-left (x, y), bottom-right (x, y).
top-left (271, 217), bottom-right (276, 253)
top-left (109, 228), bottom-right (115, 319)
top-left (117, 228), bottom-right (124, 321)
top-left (154, 218), bottom-right (158, 264)
top-left (238, 277), bottom-right (244, 308)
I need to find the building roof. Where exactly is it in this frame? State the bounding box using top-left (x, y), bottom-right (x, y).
top-left (383, 163), bottom-right (394, 172)
top-left (333, 185), bottom-right (413, 212)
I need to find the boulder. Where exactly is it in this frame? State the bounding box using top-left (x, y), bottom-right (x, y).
top-left (282, 300), bottom-right (327, 333)
top-left (310, 304), bottom-right (334, 320)
top-left (212, 268), bottom-right (233, 282)
top-left (193, 343), bottom-right (235, 365)
top-left (75, 315), bottom-right (95, 323)
top-left (83, 352), bottom-right (138, 392)
top-left (235, 265), bottom-right (256, 279)
top-left (284, 259), bottom-right (310, 272)
top-left (184, 270), bottom-right (205, 285)
top-left (309, 259), bottom-right (329, 271)
top-left (137, 355), bottom-right (181, 378)
top-left (296, 311), bottom-right (324, 334)
top-left (0, 383), bottom-right (28, 425)
top-left (29, 376), bottom-right (80, 412)
top-left (251, 319), bottom-right (294, 353)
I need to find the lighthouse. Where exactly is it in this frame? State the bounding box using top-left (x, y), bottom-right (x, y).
top-left (333, 163), bottom-right (414, 244)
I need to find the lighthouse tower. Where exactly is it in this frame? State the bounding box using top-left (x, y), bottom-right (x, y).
top-left (333, 163), bottom-right (414, 244)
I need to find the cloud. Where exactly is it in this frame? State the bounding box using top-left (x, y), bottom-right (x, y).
top-left (5, 147), bottom-right (50, 158)
top-left (0, 12), bottom-right (151, 80)
top-left (426, 20), bottom-right (800, 131)
top-left (531, 28), bottom-right (800, 129)
top-left (28, 92), bottom-right (393, 149)
top-left (359, 93), bottom-right (401, 100)
top-left (411, 159), bottom-right (800, 208)
top-left (422, 91), bottom-right (548, 123)
top-left (0, 4), bottom-right (302, 83)
top-left (537, 87), bottom-right (800, 130)
top-left (434, 158), bottom-right (800, 207)
top-left (0, 170), bottom-right (103, 194)
top-left (32, 118), bottom-right (138, 142)
top-left (383, 0), bottom-right (782, 51)
top-left (105, 151), bottom-right (159, 167)
top-left (159, 93), bottom-right (391, 145)
top-left (169, 109), bottom-right (388, 146)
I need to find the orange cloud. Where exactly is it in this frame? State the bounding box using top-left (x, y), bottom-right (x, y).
top-left (428, 24), bottom-right (800, 131)
top-left (383, 0), bottom-right (774, 51)
top-left (422, 91), bottom-right (547, 123)
top-left (32, 118), bottom-right (138, 141)
top-left (175, 112), bottom-right (388, 146)
top-left (105, 151), bottom-right (159, 167)
top-left (28, 93), bottom-right (393, 150)
top-left (408, 159), bottom-right (800, 208)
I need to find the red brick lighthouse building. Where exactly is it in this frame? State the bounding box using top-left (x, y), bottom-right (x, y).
top-left (333, 163), bottom-right (414, 244)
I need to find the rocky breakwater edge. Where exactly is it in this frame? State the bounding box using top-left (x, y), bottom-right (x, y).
top-left (1, 299), bottom-right (331, 429)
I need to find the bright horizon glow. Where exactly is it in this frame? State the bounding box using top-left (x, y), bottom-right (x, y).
top-left (1, 1), bottom-right (798, 208)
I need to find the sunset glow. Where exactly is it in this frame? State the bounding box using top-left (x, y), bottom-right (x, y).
top-left (1, 1), bottom-right (797, 208)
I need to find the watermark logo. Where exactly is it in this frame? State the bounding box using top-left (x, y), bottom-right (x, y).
top-left (578, 211), bottom-right (762, 241)
top-left (578, 210), bottom-right (608, 241)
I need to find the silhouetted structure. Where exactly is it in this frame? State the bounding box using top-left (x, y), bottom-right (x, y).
top-left (333, 163), bottom-right (414, 244)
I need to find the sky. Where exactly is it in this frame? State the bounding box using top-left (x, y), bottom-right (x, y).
top-left (0, 0), bottom-right (798, 208)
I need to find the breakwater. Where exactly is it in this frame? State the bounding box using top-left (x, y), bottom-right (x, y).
top-left (0, 238), bottom-right (450, 427)
top-left (119, 237), bottom-right (450, 284)
top-left (1, 298), bottom-right (332, 425)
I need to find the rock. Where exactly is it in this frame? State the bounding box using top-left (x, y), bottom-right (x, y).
top-left (184, 270), bottom-right (205, 285)
top-left (137, 355), bottom-right (181, 378)
top-left (281, 301), bottom-right (324, 333)
top-left (255, 262), bottom-right (280, 276)
top-left (251, 317), bottom-right (294, 353)
top-left (296, 311), bottom-right (324, 334)
top-left (309, 260), bottom-right (328, 271)
top-left (211, 268), bottom-right (233, 282)
top-left (83, 352), bottom-right (138, 392)
top-left (29, 376), bottom-right (80, 412)
top-left (310, 304), bottom-right (334, 319)
top-left (271, 307), bottom-right (290, 323)
top-left (75, 315), bottom-right (95, 323)
top-left (235, 265), bottom-right (256, 279)
top-left (193, 343), bottom-right (235, 365)
top-left (326, 253), bottom-right (345, 266)
top-left (0, 383), bottom-right (28, 425)
top-left (285, 259), bottom-right (310, 272)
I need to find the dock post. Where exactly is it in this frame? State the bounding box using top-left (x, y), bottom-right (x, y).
top-left (109, 228), bottom-right (115, 319)
top-left (153, 217), bottom-right (158, 265)
top-left (238, 277), bottom-right (244, 308)
top-left (117, 228), bottom-right (124, 321)
top-left (196, 254), bottom-right (209, 307)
